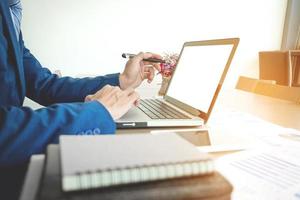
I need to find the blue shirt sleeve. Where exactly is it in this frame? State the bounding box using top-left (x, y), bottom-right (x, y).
top-left (0, 40), bottom-right (122, 166)
top-left (0, 101), bottom-right (116, 166)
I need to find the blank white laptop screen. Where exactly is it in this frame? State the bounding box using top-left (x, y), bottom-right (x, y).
top-left (166, 44), bottom-right (234, 114)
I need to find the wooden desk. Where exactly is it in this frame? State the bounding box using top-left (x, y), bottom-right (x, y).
top-left (117, 83), bottom-right (300, 155)
top-left (214, 89), bottom-right (300, 130)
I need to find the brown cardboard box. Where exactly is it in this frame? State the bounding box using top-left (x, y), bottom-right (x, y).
top-left (290, 50), bottom-right (300, 86)
top-left (259, 51), bottom-right (289, 86)
top-left (294, 58), bottom-right (300, 86)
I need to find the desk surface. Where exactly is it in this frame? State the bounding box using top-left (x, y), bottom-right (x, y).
top-left (215, 89), bottom-right (300, 130)
top-left (137, 82), bottom-right (300, 130)
top-left (128, 83), bottom-right (300, 154)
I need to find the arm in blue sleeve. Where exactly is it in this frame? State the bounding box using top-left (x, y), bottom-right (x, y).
top-left (23, 46), bottom-right (120, 106)
top-left (0, 101), bottom-right (115, 166)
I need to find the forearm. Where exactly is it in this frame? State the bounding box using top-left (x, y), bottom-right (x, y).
top-left (25, 67), bottom-right (120, 105)
top-left (0, 101), bottom-right (115, 166)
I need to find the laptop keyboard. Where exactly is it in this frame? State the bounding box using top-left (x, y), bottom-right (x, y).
top-left (138, 99), bottom-right (191, 119)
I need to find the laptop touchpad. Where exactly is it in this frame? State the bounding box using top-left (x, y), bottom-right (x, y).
top-left (118, 106), bottom-right (150, 121)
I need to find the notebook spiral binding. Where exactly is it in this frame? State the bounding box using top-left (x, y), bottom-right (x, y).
top-left (63, 160), bottom-right (214, 192)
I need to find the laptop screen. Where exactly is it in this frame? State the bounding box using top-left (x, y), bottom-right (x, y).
top-left (166, 43), bottom-right (234, 114)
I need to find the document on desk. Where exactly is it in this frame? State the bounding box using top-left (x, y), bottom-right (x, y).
top-left (202, 109), bottom-right (300, 153)
top-left (216, 141), bottom-right (300, 200)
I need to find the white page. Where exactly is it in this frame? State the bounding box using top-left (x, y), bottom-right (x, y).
top-left (216, 144), bottom-right (300, 200)
top-left (199, 109), bottom-right (300, 153)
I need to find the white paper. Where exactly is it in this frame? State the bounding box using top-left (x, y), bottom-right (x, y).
top-left (201, 110), bottom-right (300, 152)
top-left (216, 145), bottom-right (300, 200)
top-left (199, 107), bottom-right (300, 199)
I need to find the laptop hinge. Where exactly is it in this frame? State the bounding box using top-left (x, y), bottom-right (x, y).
top-left (164, 95), bottom-right (201, 117)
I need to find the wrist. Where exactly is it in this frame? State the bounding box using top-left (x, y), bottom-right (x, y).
top-left (119, 73), bottom-right (128, 90)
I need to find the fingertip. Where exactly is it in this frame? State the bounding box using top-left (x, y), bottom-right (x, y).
top-left (147, 52), bottom-right (163, 59)
top-left (136, 52), bottom-right (144, 59)
top-left (134, 99), bottom-right (140, 106)
top-left (143, 52), bottom-right (152, 59)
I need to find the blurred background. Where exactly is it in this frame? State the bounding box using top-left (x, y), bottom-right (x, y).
top-left (22, 0), bottom-right (300, 109)
top-left (21, 0), bottom-right (289, 87)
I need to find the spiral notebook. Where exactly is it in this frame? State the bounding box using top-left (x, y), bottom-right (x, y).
top-left (59, 134), bottom-right (214, 192)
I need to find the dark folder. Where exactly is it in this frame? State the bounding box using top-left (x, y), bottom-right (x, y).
top-left (38, 144), bottom-right (233, 200)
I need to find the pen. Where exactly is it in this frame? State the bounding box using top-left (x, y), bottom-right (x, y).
top-left (122, 53), bottom-right (165, 63)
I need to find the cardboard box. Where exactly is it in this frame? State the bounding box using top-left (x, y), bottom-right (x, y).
top-left (290, 50), bottom-right (300, 86)
top-left (259, 51), bottom-right (289, 86)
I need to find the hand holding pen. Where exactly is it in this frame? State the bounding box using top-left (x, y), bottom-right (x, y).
top-left (119, 52), bottom-right (163, 89)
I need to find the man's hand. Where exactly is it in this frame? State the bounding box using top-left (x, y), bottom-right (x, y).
top-left (85, 85), bottom-right (140, 120)
top-left (119, 52), bottom-right (162, 90)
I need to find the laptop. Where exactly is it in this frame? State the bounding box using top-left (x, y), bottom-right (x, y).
top-left (116, 38), bottom-right (239, 128)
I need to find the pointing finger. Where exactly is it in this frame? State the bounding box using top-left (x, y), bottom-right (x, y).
top-left (144, 52), bottom-right (163, 60)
